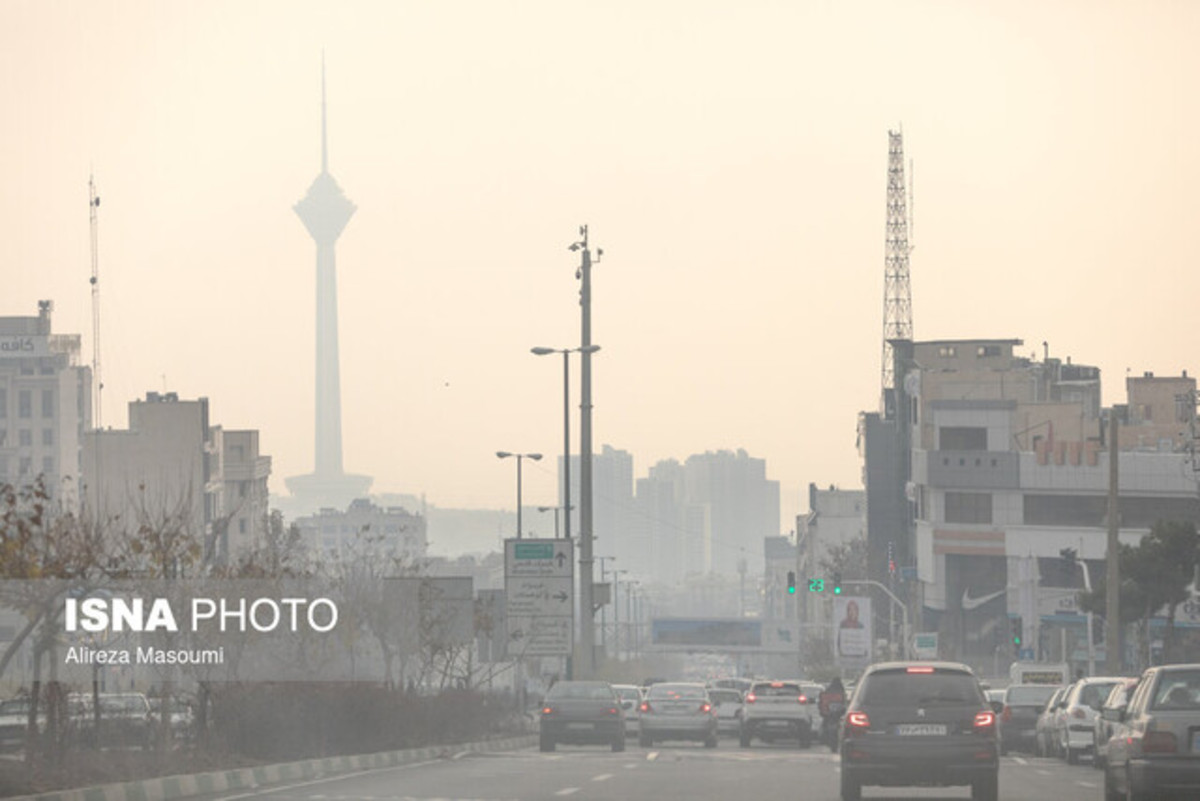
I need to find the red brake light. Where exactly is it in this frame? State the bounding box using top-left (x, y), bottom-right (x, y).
top-left (770, 682), bottom-right (784, 688)
top-left (700, 702), bottom-right (711, 713)
top-left (973, 710), bottom-right (996, 729)
top-left (1143, 731), bottom-right (1177, 754)
top-left (639, 701), bottom-right (651, 713)
top-left (606, 707), bottom-right (619, 715)
top-left (846, 711), bottom-right (870, 728)
top-left (797, 694), bottom-right (808, 704)
top-left (906, 666), bottom-right (935, 674)
top-left (541, 706), bottom-right (554, 715)
top-left (745, 693), bottom-right (756, 703)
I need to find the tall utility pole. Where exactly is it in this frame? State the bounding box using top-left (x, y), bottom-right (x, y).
top-left (880, 129), bottom-right (913, 409)
top-left (572, 225), bottom-right (601, 675)
top-left (1105, 411), bottom-right (1121, 674)
top-left (88, 175), bottom-right (103, 428)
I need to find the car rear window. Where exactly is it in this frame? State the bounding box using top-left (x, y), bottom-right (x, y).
top-left (859, 669), bottom-right (984, 705)
top-left (1074, 682), bottom-right (1118, 709)
top-left (1151, 670), bottom-right (1200, 710)
top-left (1007, 686), bottom-right (1057, 706)
top-left (751, 683), bottom-right (801, 697)
top-left (709, 690), bottom-right (741, 704)
top-left (546, 683), bottom-right (616, 701)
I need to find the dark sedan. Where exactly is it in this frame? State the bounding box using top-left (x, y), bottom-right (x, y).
top-left (539, 681), bottom-right (625, 753)
top-left (999, 683), bottom-right (1059, 755)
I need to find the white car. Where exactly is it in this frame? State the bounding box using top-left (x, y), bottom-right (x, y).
top-left (707, 687), bottom-right (744, 736)
top-left (1054, 676), bottom-right (1124, 764)
top-left (612, 684), bottom-right (643, 736)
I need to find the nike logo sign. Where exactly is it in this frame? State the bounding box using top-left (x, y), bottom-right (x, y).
top-left (962, 587), bottom-right (1006, 611)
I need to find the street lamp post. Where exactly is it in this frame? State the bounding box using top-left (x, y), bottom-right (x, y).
top-left (531, 345), bottom-right (601, 542)
top-left (537, 505), bottom-right (573, 539)
top-left (496, 451), bottom-right (542, 538)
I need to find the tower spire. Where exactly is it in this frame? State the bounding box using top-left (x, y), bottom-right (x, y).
top-left (321, 52), bottom-right (328, 173)
top-left (880, 128), bottom-right (913, 411)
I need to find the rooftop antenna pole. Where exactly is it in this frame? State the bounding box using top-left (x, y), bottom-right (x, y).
top-left (880, 128), bottom-right (913, 414)
top-left (88, 174), bottom-right (103, 428)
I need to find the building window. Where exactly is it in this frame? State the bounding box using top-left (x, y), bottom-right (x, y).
top-left (940, 426), bottom-right (987, 450)
top-left (976, 345), bottom-right (1002, 357)
top-left (42, 456), bottom-right (54, 474)
top-left (19, 429), bottom-right (32, 447)
top-left (41, 389), bottom-right (54, 418)
top-left (18, 391), bottom-right (31, 419)
top-left (42, 429), bottom-right (53, 446)
top-left (238, 519), bottom-right (247, 535)
top-left (945, 491), bottom-right (992, 524)
top-left (938, 346), bottom-right (957, 358)
top-left (19, 457), bottom-right (32, 476)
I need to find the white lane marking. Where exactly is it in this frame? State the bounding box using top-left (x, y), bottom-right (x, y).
top-left (1076, 781), bottom-right (1098, 789)
top-left (623, 763), bottom-right (638, 769)
top-left (592, 773), bottom-right (613, 782)
top-left (555, 788), bottom-right (581, 796)
top-left (211, 760), bottom-right (443, 801)
top-left (646, 751), bottom-right (659, 761)
top-left (1012, 756), bottom-right (1028, 765)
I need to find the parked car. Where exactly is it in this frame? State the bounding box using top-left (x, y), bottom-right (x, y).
top-left (77, 692), bottom-right (153, 749)
top-left (1092, 678), bottom-right (1138, 770)
top-left (638, 682), bottom-right (718, 748)
top-left (611, 684), bottom-right (643, 737)
top-left (707, 687), bottom-right (744, 736)
top-left (1035, 685), bottom-right (1068, 757)
top-left (999, 683), bottom-right (1059, 755)
top-left (740, 680), bottom-right (816, 748)
top-left (538, 680), bottom-right (625, 753)
top-left (839, 661), bottom-right (999, 801)
top-left (1053, 676), bottom-right (1124, 764)
top-left (1103, 663), bottom-right (1200, 801)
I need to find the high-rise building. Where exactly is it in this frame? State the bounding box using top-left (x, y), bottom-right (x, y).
top-left (82, 392), bottom-right (272, 566)
top-left (0, 301), bottom-right (90, 511)
top-left (285, 62), bottom-right (372, 513)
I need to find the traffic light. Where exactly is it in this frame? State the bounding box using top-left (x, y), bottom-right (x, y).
top-left (787, 571), bottom-right (796, 594)
top-left (1011, 616), bottom-right (1023, 654)
top-left (832, 572), bottom-right (843, 595)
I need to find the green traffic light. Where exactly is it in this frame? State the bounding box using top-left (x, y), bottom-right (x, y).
top-left (788, 586), bottom-right (796, 594)
top-left (833, 586), bottom-right (842, 594)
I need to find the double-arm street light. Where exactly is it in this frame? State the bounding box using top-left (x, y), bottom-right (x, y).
top-left (496, 451), bottom-right (542, 539)
top-left (531, 345), bottom-right (601, 542)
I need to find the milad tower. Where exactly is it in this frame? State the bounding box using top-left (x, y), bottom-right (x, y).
top-left (285, 62), bottom-right (372, 511)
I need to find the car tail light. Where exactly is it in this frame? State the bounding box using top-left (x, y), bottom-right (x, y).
top-left (797, 694), bottom-right (808, 704)
top-left (906, 666), bottom-right (935, 674)
top-left (745, 693), bottom-right (756, 704)
top-left (973, 710), bottom-right (996, 730)
top-left (1071, 708), bottom-right (1086, 719)
top-left (1001, 705), bottom-right (1012, 723)
top-left (846, 711), bottom-right (870, 730)
top-left (1143, 731), bottom-right (1177, 754)
top-left (541, 706), bottom-right (554, 716)
top-left (639, 701), bottom-right (651, 713)
top-left (700, 703), bottom-right (711, 713)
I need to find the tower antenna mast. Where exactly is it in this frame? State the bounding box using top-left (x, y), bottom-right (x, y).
top-left (880, 129), bottom-right (913, 410)
top-left (89, 174), bottom-right (103, 428)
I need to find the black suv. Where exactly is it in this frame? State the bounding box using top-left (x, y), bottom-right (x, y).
top-left (839, 661), bottom-right (999, 801)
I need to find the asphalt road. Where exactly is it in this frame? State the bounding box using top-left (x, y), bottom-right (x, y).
top-left (202, 742), bottom-right (1105, 801)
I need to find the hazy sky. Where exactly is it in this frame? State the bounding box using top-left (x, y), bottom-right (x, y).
top-left (4, 1), bottom-right (1199, 531)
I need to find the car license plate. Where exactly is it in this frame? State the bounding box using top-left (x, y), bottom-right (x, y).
top-left (896, 724), bottom-right (947, 736)
top-left (567, 722), bottom-right (594, 730)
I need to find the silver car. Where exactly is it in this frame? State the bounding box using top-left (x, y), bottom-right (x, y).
top-left (638, 682), bottom-right (718, 748)
top-left (1091, 678), bottom-right (1137, 770)
top-left (707, 687), bottom-right (744, 736)
top-left (1104, 664), bottom-right (1200, 800)
top-left (612, 683), bottom-right (643, 736)
top-left (1054, 677), bottom-right (1124, 764)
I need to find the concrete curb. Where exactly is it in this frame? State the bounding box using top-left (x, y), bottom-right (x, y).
top-left (6, 735), bottom-right (538, 801)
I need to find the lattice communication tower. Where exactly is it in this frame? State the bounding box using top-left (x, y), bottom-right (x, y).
top-left (880, 129), bottom-right (913, 406)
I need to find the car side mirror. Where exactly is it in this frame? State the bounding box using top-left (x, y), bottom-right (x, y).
top-left (989, 700), bottom-right (1004, 715)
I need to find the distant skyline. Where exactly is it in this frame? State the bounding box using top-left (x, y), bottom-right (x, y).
top-left (5, 1), bottom-right (1199, 531)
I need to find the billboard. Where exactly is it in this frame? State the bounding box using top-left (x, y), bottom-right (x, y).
top-left (833, 596), bottom-right (872, 669)
top-left (650, 618), bottom-right (762, 651)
